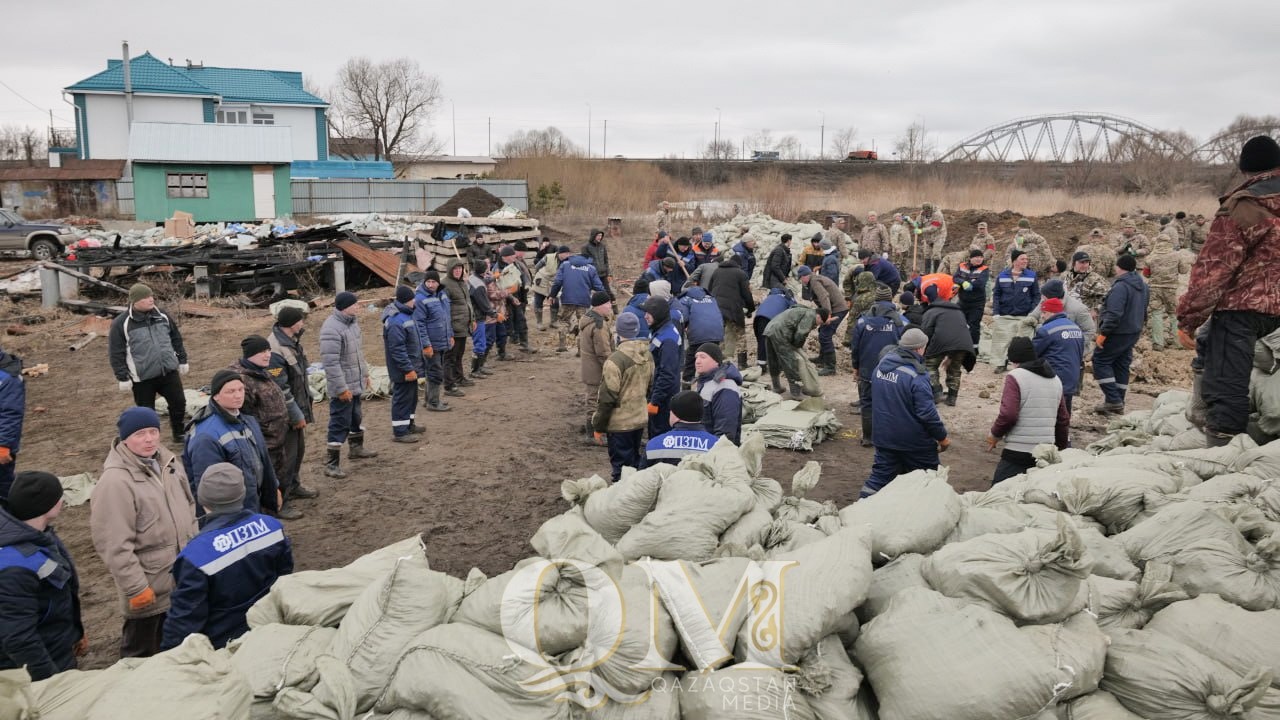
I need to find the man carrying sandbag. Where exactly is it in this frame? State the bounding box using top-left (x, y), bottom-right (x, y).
top-left (764, 305), bottom-right (828, 400)
top-left (991, 250), bottom-right (1040, 372)
top-left (162, 463), bottom-right (293, 651)
top-left (862, 328), bottom-right (950, 498)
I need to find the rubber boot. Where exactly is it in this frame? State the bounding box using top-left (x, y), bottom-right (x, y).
top-left (426, 383), bottom-right (451, 412)
top-left (933, 385), bottom-right (945, 403)
top-left (549, 307), bottom-right (561, 330)
top-left (323, 448), bottom-right (346, 479)
top-left (1150, 310), bottom-right (1167, 349)
top-left (945, 389), bottom-right (958, 407)
top-left (536, 308), bottom-right (546, 331)
top-left (472, 356), bottom-right (491, 377)
top-left (276, 501), bottom-right (303, 520)
top-left (444, 385), bottom-right (465, 397)
top-left (787, 379), bottom-right (804, 400)
top-left (770, 373), bottom-right (785, 395)
top-left (860, 415), bottom-right (874, 447)
top-left (498, 347), bottom-right (513, 361)
top-left (556, 328), bottom-right (568, 353)
top-left (521, 335), bottom-right (537, 354)
top-left (348, 432), bottom-right (379, 459)
top-left (817, 351), bottom-right (836, 376)
top-left (737, 351), bottom-right (748, 369)
top-left (1093, 401), bottom-right (1124, 415)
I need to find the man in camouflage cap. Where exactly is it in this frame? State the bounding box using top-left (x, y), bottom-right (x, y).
top-left (1004, 218), bottom-right (1055, 276)
top-left (655, 201), bottom-right (671, 235)
top-left (971, 222), bottom-right (997, 267)
top-left (1144, 234), bottom-right (1191, 348)
top-left (1064, 250), bottom-right (1109, 314)
top-left (1113, 219), bottom-right (1151, 260)
top-left (888, 213), bottom-right (913, 272)
top-left (917, 203), bottom-right (946, 274)
top-left (859, 212), bottom-right (889, 258)
top-left (825, 215), bottom-right (853, 262)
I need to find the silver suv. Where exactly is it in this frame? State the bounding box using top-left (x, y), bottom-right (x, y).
top-left (0, 209), bottom-right (76, 260)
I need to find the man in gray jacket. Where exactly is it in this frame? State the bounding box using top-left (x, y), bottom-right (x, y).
top-left (108, 284), bottom-right (190, 443)
top-left (319, 292), bottom-right (377, 479)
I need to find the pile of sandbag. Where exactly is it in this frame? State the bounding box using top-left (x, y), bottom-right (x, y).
top-left (705, 213), bottom-right (848, 286)
top-left (742, 397), bottom-right (842, 451)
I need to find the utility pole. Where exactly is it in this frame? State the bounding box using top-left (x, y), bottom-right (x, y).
top-left (450, 99), bottom-right (456, 155)
top-left (487, 117), bottom-right (491, 156)
top-left (603, 119), bottom-right (607, 158)
top-left (586, 102), bottom-right (592, 158)
top-left (819, 111), bottom-right (825, 161)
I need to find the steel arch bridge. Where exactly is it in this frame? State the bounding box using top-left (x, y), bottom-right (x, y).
top-left (1193, 124), bottom-right (1280, 164)
top-left (937, 113), bottom-right (1192, 163)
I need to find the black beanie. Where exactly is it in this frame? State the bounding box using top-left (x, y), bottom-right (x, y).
top-left (1008, 336), bottom-right (1037, 365)
top-left (395, 285), bottom-right (415, 304)
top-left (424, 270), bottom-right (441, 283)
top-left (632, 276), bottom-right (651, 295)
top-left (276, 306), bottom-right (305, 328)
top-left (642, 297), bottom-right (670, 329)
top-left (6, 471), bottom-right (63, 521)
top-left (335, 291), bottom-right (358, 311)
top-left (210, 369), bottom-right (242, 396)
top-left (1117, 254), bottom-right (1138, 272)
top-left (1239, 135), bottom-right (1280, 174)
top-left (591, 290), bottom-right (611, 307)
top-left (241, 335), bottom-right (270, 358)
top-left (669, 390), bottom-right (704, 423)
top-left (698, 343), bottom-right (724, 364)
top-left (1041, 279), bottom-right (1066, 299)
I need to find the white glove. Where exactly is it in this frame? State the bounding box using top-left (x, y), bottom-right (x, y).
top-left (118, 380), bottom-right (132, 392)
top-left (179, 363), bottom-right (190, 376)
top-left (881, 253), bottom-right (889, 260)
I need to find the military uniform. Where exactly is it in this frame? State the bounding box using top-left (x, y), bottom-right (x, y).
top-left (826, 225), bottom-right (853, 261)
top-left (1186, 222), bottom-right (1208, 254)
top-left (918, 206), bottom-right (947, 270)
top-left (1165, 219), bottom-right (1184, 249)
top-left (1004, 230), bottom-right (1055, 276)
top-left (1065, 270), bottom-right (1109, 312)
top-left (888, 220), bottom-right (913, 273)
top-left (1113, 232), bottom-right (1151, 260)
top-left (1144, 236), bottom-right (1191, 348)
top-left (655, 208), bottom-right (671, 235)
top-left (971, 233), bottom-right (997, 266)
top-left (859, 223), bottom-right (888, 257)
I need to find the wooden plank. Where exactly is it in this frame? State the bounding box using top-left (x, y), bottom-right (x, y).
top-left (59, 298), bottom-right (127, 315)
top-left (42, 261), bottom-right (128, 294)
top-left (403, 216), bottom-right (540, 228)
top-left (335, 240), bottom-right (419, 286)
top-left (178, 302), bottom-right (237, 318)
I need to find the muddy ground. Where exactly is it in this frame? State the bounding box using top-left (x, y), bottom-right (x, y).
top-left (0, 214), bottom-right (1190, 669)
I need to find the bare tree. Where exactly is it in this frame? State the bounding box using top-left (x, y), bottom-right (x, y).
top-left (893, 121), bottom-right (937, 163)
top-left (745, 129), bottom-right (775, 154)
top-left (829, 126), bottom-right (858, 158)
top-left (701, 138), bottom-right (737, 161)
top-left (775, 135), bottom-right (802, 160)
top-left (329, 57), bottom-right (443, 161)
top-left (0, 125), bottom-right (45, 166)
top-left (498, 127), bottom-right (583, 158)
top-left (1201, 114), bottom-right (1280, 165)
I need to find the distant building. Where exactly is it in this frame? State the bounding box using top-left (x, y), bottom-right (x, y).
top-left (394, 155), bottom-right (497, 180)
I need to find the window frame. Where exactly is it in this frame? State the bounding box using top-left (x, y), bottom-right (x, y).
top-left (166, 173), bottom-right (209, 199)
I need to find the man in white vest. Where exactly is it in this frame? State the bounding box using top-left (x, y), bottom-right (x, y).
top-left (986, 337), bottom-right (1070, 484)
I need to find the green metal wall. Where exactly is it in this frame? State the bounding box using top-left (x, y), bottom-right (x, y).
top-left (133, 163), bottom-right (291, 222)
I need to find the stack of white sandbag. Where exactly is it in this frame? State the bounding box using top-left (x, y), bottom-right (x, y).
top-left (704, 213), bottom-right (840, 286)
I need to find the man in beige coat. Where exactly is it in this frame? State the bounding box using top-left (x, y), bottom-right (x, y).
top-left (90, 406), bottom-right (197, 658)
top-left (578, 291), bottom-right (615, 440)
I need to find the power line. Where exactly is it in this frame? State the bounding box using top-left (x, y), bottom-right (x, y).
top-left (0, 78), bottom-right (72, 124)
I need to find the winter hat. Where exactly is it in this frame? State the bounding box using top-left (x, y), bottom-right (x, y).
top-left (276, 305), bottom-right (305, 328)
top-left (649, 280), bottom-right (672, 301)
top-left (697, 343), bottom-right (724, 364)
top-left (241, 334), bottom-right (271, 358)
top-left (1117, 254), bottom-right (1138, 272)
top-left (556, 245), bottom-right (572, 255)
top-left (923, 284), bottom-right (939, 303)
top-left (820, 240), bottom-right (834, 252)
top-left (197, 463), bottom-right (246, 515)
top-left (1010, 249), bottom-right (1026, 262)
top-left (1239, 135), bottom-right (1280, 173)
top-left (657, 230), bottom-right (669, 239)
top-left (5, 471), bottom-right (63, 521)
top-left (591, 291), bottom-right (612, 308)
top-left (700, 232), bottom-right (713, 245)
top-left (1008, 336), bottom-right (1037, 365)
top-left (977, 222), bottom-right (988, 229)
top-left (661, 257), bottom-right (677, 270)
top-left (615, 313), bottom-right (641, 340)
top-left (899, 328), bottom-right (928, 350)
top-left (117, 406), bottom-right (160, 440)
top-left (335, 291), bottom-right (358, 311)
top-left (632, 276), bottom-right (651, 295)
top-left (675, 237), bottom-right (692, 248)
top-left (128, 283), bottom-right (153, 305)
top-left (1017, 218), bottom-right (1031, 229)
top-left (1041, 279), bottom-right (1066, 299)
top-left (499, 245), bottom-right (517, 258)
top-left (899, 292), bottom-right (916, 306)
top-left (969, 248), bottom-right (986, 259)
top-left (669, 390), bottom-right (704, 423)
top-left (794, 266), bottom-right (812, 278)
top-left (875, 283), bottom-right (893, 301)
top-left (642, 297), bottom-right (670, 327)
top-left (423, 269), bottom-right (441, 283)
top-left (1041, 297), bottom-right (1065, 314)
top-left (395, 285), bottom-right (415, 304)
top-left (1072, 250), bottom-right (1091, 263)
top-left (210, 369), bottom-right (242, 396)
top-left (811, 232), bottom-right (823, 244)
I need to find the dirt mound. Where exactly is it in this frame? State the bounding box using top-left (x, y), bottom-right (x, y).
top-left (432, 186), bottom-right (505, 217)
top-left (793, 209), bottom-right (850, 226)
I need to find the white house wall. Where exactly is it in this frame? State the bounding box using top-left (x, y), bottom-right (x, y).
top-left (401, 162), bottom-right (496, 180)
top-left (85, 94), bottom-right (205, 159)
top-left (265, 105), bottom-right (319, 162)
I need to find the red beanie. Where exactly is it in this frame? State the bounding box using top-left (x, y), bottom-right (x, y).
top-left (1041, 298), bottom-right (1065, 314)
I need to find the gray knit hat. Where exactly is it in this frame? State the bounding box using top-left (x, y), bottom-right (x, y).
top-left (899, 328), bottom-right (928, 351)
top-left (197, 462), bottom-right (246, 515)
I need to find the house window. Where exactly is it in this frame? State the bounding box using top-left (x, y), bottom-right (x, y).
top-left (166, 173), bottom-right (209, 199)
top-left (216, 109), bottom-right (247, 124)
top-left (252, 112), bottom-right (275, 125)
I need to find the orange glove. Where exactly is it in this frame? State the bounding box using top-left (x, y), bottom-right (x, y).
top-left (292, 419), bottom-right (307, 430)
top-left (647, 403), bottom-right (660, 416)
top-left (74, 636), bottom-right (88, 657)
top-left (1178, 329), bottom-right (1196, 351)
top-left (593, 431), bottom-right (606, 446)
top-left (1095, 334), bottom-right (1106, 349)
top-left (938, 437), bottom-right (952, 453)
top-left (423, 346), bottom-right (435, 358)
top-left (337, 390), bottom-right (354, 403)
top-left (497, 313), bottom-right (506, 323)
top-left (0, 447), bottom-right (10, 465)
top-left (404, 370), bottom-right (418, 382)
top-left (129, 587), bottom-right (156, 611)
top-left (986, 435), bottom-right (999, 452)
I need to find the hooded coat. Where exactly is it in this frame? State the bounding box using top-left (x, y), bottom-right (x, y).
top-left (0, 506), bottom-right (82, 680)
top-left (696, 363), bottom-right (744, 444)
top-left (441, 260), bottom-right (474, 335)
top-left (706, 254), bottom-right (756, 327)
top-left (581, 229), bottom-right (611, 278)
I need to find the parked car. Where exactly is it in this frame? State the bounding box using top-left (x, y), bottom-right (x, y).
top-left (0, 209), bottom-right (76, 260)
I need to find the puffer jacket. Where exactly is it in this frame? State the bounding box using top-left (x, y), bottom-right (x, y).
top-left (183, 401), bottom-right (279, 515)
top-left (871, 347), bottom-right (948, 452)
top-left (678, 287), bottom-right (725, 346)
top-left (921, 301), bottom-right (976, 358)
top-left (109, 306), bottom-right (187, 382)
top-left (756, 288), bottom-right (796, 321)
top-left (441, 261), bottom-right (474, 335)
top-left (268, 326), bottom-right (313, 424)
top-left (382, 301), bottom-right (424, 383)
top-left (696, 363), bottom-right (743, 444)
top-left (413, 283), bottom-right (453, 352)
top-left (865, 257), bottom-right (902, 292)
top-left (1099, 271), bottom-right (1149, 336)
top-left (820, 249), bottom-right (841, 284)
top-left (1034, 313), bottom-right (1085, 397)
top-left (230, 359), bottom-right (288, 450)
top-left (550, 254), bottom-right (606, 308)
top-left (319, 309), bottom-right (368, 398)
top-left (851, 302), bottom-right (905, 373)
top-left (593, 340), bottom-right (654, 433)
top-left (0, 507), bottom-right (81, 680)
top-left (953, 262), bottom-right (990, 306)
top-left (991, 360), bottom-right (1069, 452)
top-left (582, 229), bottom-right (611, 278)
top-left (764, 244), bottom-right (792, 289)
top-left (993, 268), bottom-right (1040, 317)
top-left (90, 441), bottom-right (197, 619)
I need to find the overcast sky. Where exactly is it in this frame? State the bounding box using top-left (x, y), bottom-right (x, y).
top-left (3, 0), bottom-right (1277, 159)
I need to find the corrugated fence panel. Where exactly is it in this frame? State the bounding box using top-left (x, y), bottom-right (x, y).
top-left (117, 179), bottom-right (135, 216)
top-left (292, 179), bottom-right (528, 215)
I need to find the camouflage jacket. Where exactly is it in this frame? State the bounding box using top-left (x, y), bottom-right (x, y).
top-left (1178, 170), bottom-right (1280, 332)
top-left (859, 223), bottom-right (888, 255)
top-left (1186, 223), bottom-right (1208, 253)
top-left (918, 209), bottom-right (946, 244)
top-left (1112, 232), bottom-right (1151, 258)
top-left (1005, 231), bottom-right (1055, 275)
top-left (825, 226), bottom-right (853, 260)
top-left (889, 222), bottom-right (912, 254)
top-left (656, 209), bottom-right (670, 234)
top-left (1145, 239), bottom-right (1190, 288)
top-left (593, 339), bottom-right (654, 433)
top-left (1165, 220), bottom-right (1184, 248)
top-left (1065, 270), bottom-right (1109, 309)
top-left (971, 233), bottom-right (997, 265)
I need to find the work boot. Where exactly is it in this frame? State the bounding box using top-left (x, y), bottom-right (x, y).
top-left (536, 309), bottom-right (546, 332)
top-left (817, 351), bottom-right (836, 376)
top-left (276, 501), bottom-right (303, 521)
top-left (556, 330), bottom-right (568, 353)
top-left (323, 448), bottom-right (346, 479)
top-left (426, 384), bottom-right (451, 411)
top-left (498, 348), bottom-right (514, 361)
top-left (408, 420), bottom-right (427, 435)
top-left (860, 415), bottom-right (874, 447)
top-left (348, 433), bottom-right (379, 459)
top-left (458, 375), bottom-right (476, 387)
top-left (549, 308), bottom-right (561, 329)
top-left (288, 483), bottom-right (319, 500)
top-left (1094, 402), bottom-right (1124, 416)
top-left (392, 434), bottom-right (419, 444)
top-left (737, 351), bottom-right (748, 369)
top-left (945, 390), bottom-right (958, 407)
top-left (770, 374), bottom-right (785, 394)
top-left (933, 386), bottom-right (945, 403)
top-left (444, 386), bottom-right (465, 398)
top-left (787, 380), bottom-right (804, 400)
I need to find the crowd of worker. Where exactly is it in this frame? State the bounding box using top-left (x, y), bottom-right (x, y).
top-left (1, 136), bottom-right (1278, 682)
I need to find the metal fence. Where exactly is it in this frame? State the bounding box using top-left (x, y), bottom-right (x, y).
top-left (291, 178), bottom-right (528, 215)
top-left (117, 179), bottom-right (135, 216)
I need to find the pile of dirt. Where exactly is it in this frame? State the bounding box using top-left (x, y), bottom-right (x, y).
top-left (793, 209), bottom-right (850, 226)
top-left (431, 186), bottom-right (505, 217)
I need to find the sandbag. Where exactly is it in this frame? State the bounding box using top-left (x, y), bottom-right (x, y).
top-left (228, 624), bottom-right (336, 698)
top-left (88, 634), bottom-right (251, 720)
top-left (720, 506), bottom-right (775, 547)
top-left (736, 526), bottom-right (873, 665)
top-left (1168, 534), bottom-right (1280, 611)
top-left (857, 554), bottom-right (927, 623)
top-left (1102, 628), bottom-right (1273, 720)
top-left (757, 519), bottom-right (830, 557)
top-left (799, 634), bottom-right (868, 720)
top-left (1047, 467), bottom-right (1185, 533)
top-left (677, 666), bottom-right (816, 720)
top-left (1187, 473), bottom-right (1280, 519)
top-left (1147, 595), bottom-right (1280, 692)
top-left (273, 654), bottom-right (355, 720)
top-left (530, 508), bottom-right (624, 582)
top-left (922, 515), bottom-right (1093, 624)
top-left (1077, 527), bottom-right (1140, 581)
top-left (451, 559), bottom-right (589, 657)
top-left (562, 466), bottom-right (671, 544)
top-left (247, 535), bottom-right (427, 628)
top-left (644, 557), bottom-right (752, 670)
top-left (369, 623), bottom-right (571, 720)
top-left (27, 662), bottom-right (142, 720)
top-left (616, 441), bottom-right (756, 561)
top-left (317, 556), bottom-right (463, 713)
top-left (839, 469), bottom-right (961, 563)
top-left (941, 504), bottom-right (1027, 545)
top-left (1113, 501), bottom-right (1254, 566)
top-left (855, 587), bottom-right (1107, 720)
top-left (586, 672), bottom-right (681, 720)
top-left (776, 462), bottom-right (826, 523)
top-left (1083, 564), bottom-right (1186, 630)
top-left (1055, 690), bottom-right (1146, 720)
